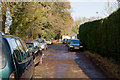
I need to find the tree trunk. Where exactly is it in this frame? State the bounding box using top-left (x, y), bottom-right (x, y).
top-left (1, 3), bottom-right (6, 33)
top-left (2, 14), bottom-right (6, 33)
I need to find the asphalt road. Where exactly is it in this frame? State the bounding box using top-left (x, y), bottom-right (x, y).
top-left (33, 44), bottom-right (107, 79)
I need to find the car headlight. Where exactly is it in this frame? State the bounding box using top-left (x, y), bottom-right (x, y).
top-left (40, 45), bottom-right (44, 48)
top-left (39, 48), bottom-right (42, 51)
top-left (70, 46), bottom-right (73, 47)
top-left (80, 46), bottom-right (83, 48)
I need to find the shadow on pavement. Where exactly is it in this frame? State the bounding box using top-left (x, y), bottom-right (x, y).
top-left (74, 51), bottom-right (107, 79)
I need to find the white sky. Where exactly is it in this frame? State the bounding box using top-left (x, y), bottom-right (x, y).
top-left (69, 0), bottom-right (117, 2)
top-left (69, 0), bottom-right (118, 21)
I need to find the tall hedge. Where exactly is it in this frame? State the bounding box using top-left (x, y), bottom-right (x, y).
top-left (79, 8), bottom-right (120, 62)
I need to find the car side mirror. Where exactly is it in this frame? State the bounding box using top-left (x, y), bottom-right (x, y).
top-left (28, 52), bottom-right (33, 56)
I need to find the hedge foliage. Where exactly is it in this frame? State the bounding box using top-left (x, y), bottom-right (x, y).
top-left (79, 8), bottom-right (120, 63)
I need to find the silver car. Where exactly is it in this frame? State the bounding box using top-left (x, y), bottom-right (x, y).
top-left (34, 39), bottom-right (47, 50)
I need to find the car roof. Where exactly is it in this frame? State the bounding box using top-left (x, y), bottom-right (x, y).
top-left (0, 31), bottom-right (5, 36)
top-left (71, 39), bottom-right (79, 41)
top-left (26, 41), bottom-right (33, 44)
top-left (26, 40), bottom-right (40, 43)
top-left (0, 33), bottom-right (25, 42)
top-left (35, 38), bottom-right (45, 40)
top-left (2, 34), bottom-right (20, 39)
top-left (39, 39), bottom-right (45, 40)
top-left (0, 31), bottom-right (19, 38)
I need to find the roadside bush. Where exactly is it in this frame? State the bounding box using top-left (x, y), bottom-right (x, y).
top-left (79, 8), bottom-right (120, 64)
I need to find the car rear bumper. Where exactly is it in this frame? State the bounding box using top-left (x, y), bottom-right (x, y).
top-left (69, 46), bottom-right (83, 50)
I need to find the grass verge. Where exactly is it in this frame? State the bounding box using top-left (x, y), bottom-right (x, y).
top-left (84, 51), bottom-right (120, 79)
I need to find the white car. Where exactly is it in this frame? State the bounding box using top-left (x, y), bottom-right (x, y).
top-left (34, 39), bottom-right (47, 50)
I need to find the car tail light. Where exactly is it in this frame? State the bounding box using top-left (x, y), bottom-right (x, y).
top-left (9, 71), bottom-right (15, 80)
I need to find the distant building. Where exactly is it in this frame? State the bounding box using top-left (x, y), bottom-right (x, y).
top-left (62, 35), bottom-right (71, 40)
top-left (71, 33), bottom-right (77, 39)
top-left (62, 33), bottom-right (77, 40)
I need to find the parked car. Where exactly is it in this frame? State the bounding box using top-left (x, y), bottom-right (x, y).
top-left (68, 39), bottom-right (84, 51)
top-left (50, 39), bottom-right (53, 44)
top-left (51, 39), bottom-right (56, 44)
top-left (26, 41), bottom-right (43, 65)
top-left (66, 39), bottom-right (71, 47)
top-left (0, 33), bottom-right (34, 79)
top-left (46, 39), bottom-right (52, 45)
top-left (62, 39), bottom-right (67, 44)
top-left (34, 39), bottom-right (47, 50)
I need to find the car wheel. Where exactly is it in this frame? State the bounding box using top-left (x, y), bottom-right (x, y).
top-left (44, 48), bottom-right (46, 50)
top-left (44, 47), bottom-right (47, 50)
top-left (68, 48), bottom-right (70, 51)
top-left (81, 48), bottom-right (84, 52)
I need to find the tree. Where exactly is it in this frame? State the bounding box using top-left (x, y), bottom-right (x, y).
top-left (103, 1), bottom-right (118, 16)
top-left (72, 17), bottom-right (96, 34)
top-left (1, 2), bottom-right (7, 33)
top-left (1, 2), bottom-right (21, 33)
top-left (7, 1), bottom-right (73, 40)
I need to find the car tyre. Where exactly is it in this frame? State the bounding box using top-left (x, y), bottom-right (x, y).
top-left (80, 48), bottom-right (84, 52)
top-left (44, 47), bottom-right (47, 50)
top-left (68, 48), bottom-right (71, 51)
top-left (30, 75), bottom-right (34, 80)
top-left (44, 48), bottom-right (46, 50)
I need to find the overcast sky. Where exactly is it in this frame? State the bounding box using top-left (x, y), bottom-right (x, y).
top-left (69, 0), bottom-right (118, 20)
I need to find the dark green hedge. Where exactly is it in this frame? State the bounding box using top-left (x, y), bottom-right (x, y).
top-left (79, 8), bottom-right (120, 62)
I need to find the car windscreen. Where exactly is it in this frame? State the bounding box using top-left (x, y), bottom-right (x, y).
top-left (0, 38), bottom-right (6, 69)
top-left (36, 41), bottom-right (41, 48)
top-left (46, 39), bottom-right (50, 41)
top-left (39, 39), bottom-right (45, 43)
top-left (26, 43), bottom-right (34, 49)
top-left (70, 40), bottom-right (79, 44)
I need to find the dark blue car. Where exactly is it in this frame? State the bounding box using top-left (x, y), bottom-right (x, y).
top-left (68, 39), bottom-right (84, 51)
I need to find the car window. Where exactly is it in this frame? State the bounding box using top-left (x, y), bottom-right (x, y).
top-left (33, 41), bottom-right (38, 49)
top-left (70, 40), bottom-right (79, 44)
top-left (21, 40), bottom-right (28, 51)
top-left (68, 39), bottom-right (71, 43)
top-left (0, 38), bottom-right (6, 69)
top-left (20, 40), bottom-right (30, 57)
top-left (36, 41), bottom-right (40, 48)
top-left (47, 39), bottom-right (50, 41)
top-left (39, 39), bottom-right (45, 43)
top-left (7, 39), bottom-right (22, 62)
top-left (16, 39), bottom-right (27, 60)
top-left (26, 43), bottom-right (33, 49)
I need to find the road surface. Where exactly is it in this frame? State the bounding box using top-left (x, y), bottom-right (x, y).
top-left (33, 44), bottom-right (107, 79)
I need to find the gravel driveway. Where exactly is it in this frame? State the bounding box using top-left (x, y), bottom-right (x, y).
top-left (33, 44), bottom-right (107, 79)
